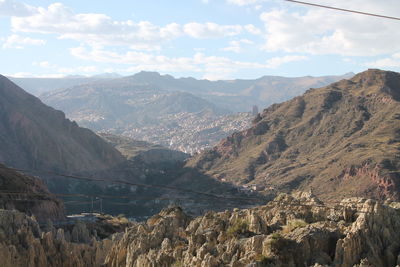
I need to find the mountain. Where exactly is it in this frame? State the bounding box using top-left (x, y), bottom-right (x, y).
top-left (0, 75), bottom-right (125, 173)
top-left (188, 69), bottom-right (400, 201)
top-left (0, 163), bottom-right (65, 222)
top-left (40, 77), bottom-right (252, 152)
top-left (0, 75), bottom-right (257, 217)
top-left (15, 72), bottom-right (351, 152)
top-left (117, 71), bottom-right (354, 112)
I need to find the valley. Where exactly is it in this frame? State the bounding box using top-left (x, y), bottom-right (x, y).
top-left (2, 0), bottom-right (399, 265)
top-left (1, 69), bottom-right (400, 267)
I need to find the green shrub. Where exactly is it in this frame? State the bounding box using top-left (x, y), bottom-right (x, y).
top-left (172, 260), bottom-right (183, 267)
top-left (255, 254), bottom-right (275, 264)
top-left (282, 219), bottom-right (307, 233)
top-left (265, 232), bottom-right (288, 254)
top-left (227, 219), bottom-right (250, 237)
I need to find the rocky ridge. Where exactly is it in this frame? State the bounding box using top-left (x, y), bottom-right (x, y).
top-left (3, 192), bottom-right (400, 266)
top-left (188, 69), bottom-right (400, 201)
top-left (104, 192), bottom-right (400, 267)
top-left (0, 209), bottom-right (116, 267)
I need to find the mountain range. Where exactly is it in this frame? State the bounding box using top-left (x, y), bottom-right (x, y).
top-left (36, 72), bottom-right (351, 152)
top-left (188, 69), bottom-right (400, 201)
top-left (39, 75), bottom-right (251, 152)
top-left (1, 69), bottom-right (400, 267)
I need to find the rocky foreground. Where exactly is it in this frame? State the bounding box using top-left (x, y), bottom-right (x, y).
top-left (2, 192), bottom-right (400, 266)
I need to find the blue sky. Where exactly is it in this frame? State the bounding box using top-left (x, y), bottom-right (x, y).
top-left (1, 0), bottom-right (400, 80)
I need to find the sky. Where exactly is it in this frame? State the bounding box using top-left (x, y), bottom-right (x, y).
top-left (1, 0), bottom-right (400, 80)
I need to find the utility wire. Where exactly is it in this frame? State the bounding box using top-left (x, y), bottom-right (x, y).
top-left (284, 0), bottom-right (400, 21)
top-left (0, 165), bottom-right (390, 208)
top-left (0, 164), bottom-right (266, 202)
top-left (0, 190), bottom-right (386, 207)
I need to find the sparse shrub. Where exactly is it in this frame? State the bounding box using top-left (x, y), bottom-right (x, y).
top-left (282, 219), bottom-right (307, 233)
top-left (265, 232), bottom-right (288, 254)
top-left (227, 219), bottom-right (250, 237)
top-left (172, 260), bottom-right (183, 267)
top-left (274, 193), bottom-right (288, 202)
top-left (255, 254), bottom-right (275, 264)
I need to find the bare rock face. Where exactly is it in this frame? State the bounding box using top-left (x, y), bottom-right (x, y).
top-left (104, 193), bottom-right (400, 267)
top-left (0, 163), bottom-right (65, 223)
top-left (0, 209), bottom-right (113, 267)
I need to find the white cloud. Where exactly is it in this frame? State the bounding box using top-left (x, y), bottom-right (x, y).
top-left (222, 39), bottom-right (253, 53)
top-left (0, 0), bottom-right (37, 17)
top-left (244, 24), bottom-right (262, 35)
top-left (11, 3), bottom-right (183, 50)
top-left (58, 66), bottom-right (98, 74)
top-left (364, 53), bottom-right (400, 68)
top-left (10, 2), bottom-right (248, 50)
top-left (2, 34), bottom-right (45, 49)
top-left (7, 72), bottom-right (65, 78)
top-left (32, 61), bottom-right (54, 68)
top-left (184, 22), bottom-right (242, 39)
top-left (32, 60), bottom-right (98, 74)
top-left (265, 55), bottom-right (308, 68)
top-left (226, 0), bottom-right (266, 6)
top-left (260, 0), bottom-right (400, 56)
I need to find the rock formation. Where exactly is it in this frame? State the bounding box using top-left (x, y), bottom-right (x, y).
top-left (0, 209), bottom-right (115, 267)
top-left (105, 192), bottom-right (400, 267)
top-left (3, 191), bottom-right (400, 266)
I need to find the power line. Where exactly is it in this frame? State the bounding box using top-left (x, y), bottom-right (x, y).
top-left (0, 189), bottom-right (388, 215)
top-left (0, 190), bottom-right (254, 202)
top-left (0, 165), bottom-right (390, 212)
top-left (284, 0), bottom-right (400, 21)
top-left (0, 164), bottom-right (266, 202)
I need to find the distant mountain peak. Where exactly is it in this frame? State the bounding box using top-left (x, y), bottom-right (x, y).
top-left (129, 71), bottom-right (176, 82)
top-left (337, 69), bottom-right (400, 100)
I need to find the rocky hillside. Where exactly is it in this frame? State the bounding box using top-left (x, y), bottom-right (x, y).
top-left (0, 75), bottom-right (125, 173)
top-left (188, 69), bottom-right (400, 201)
top-left (105, 192), bottom-right (400, 267)
top-left (0, 209), bottom-right (115, 267)
top-left (0, 163), bottom-right (65, 223)
top-left (3, 192), bottom-right (400, 266)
